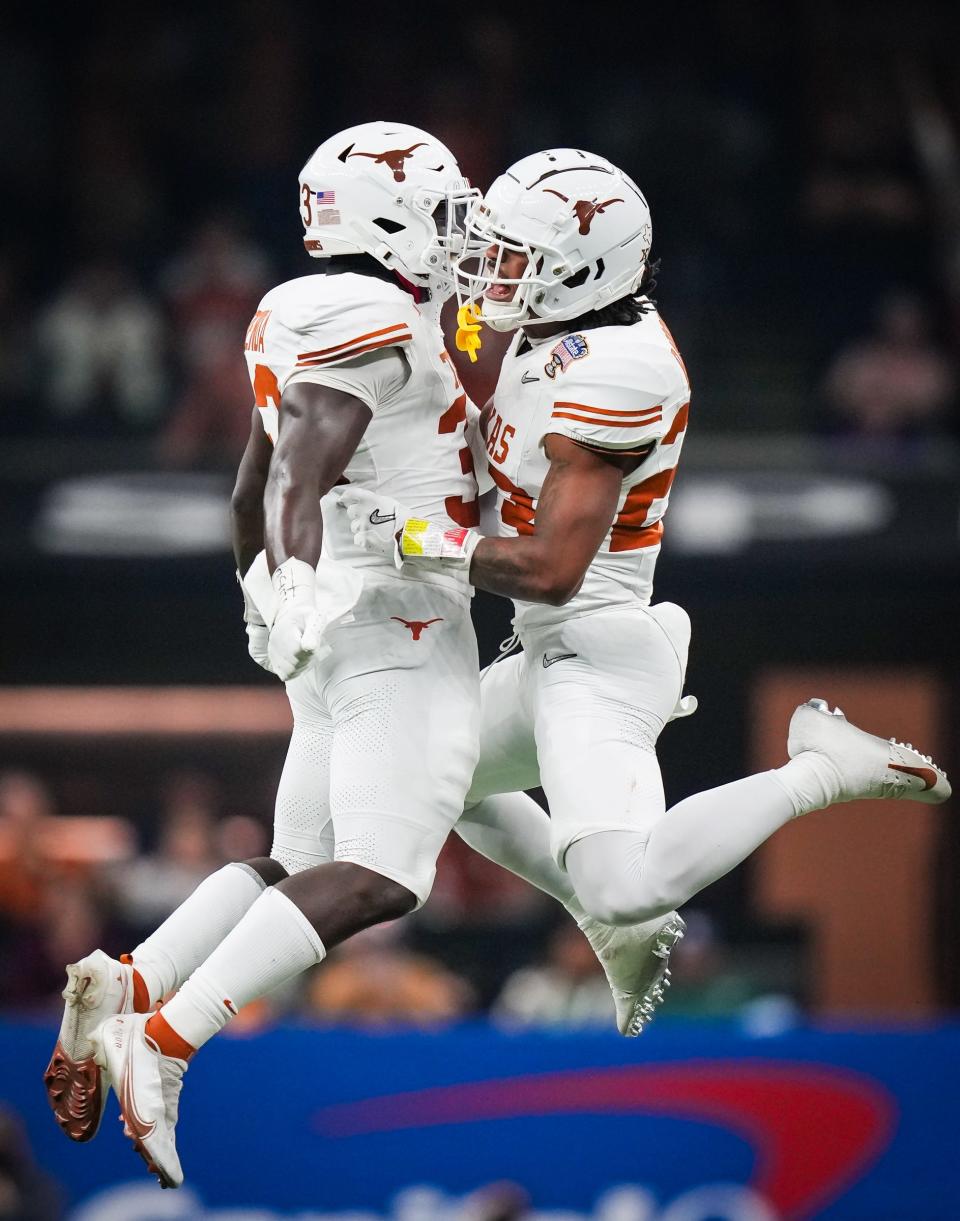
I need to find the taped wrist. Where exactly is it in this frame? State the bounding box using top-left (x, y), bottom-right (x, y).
top-left (272, 557), bottom-right (317, 611)
top-left (398, 520), bottom-right (480, 570)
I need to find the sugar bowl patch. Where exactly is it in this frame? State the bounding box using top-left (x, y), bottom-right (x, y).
top-left (544, 333), bottom-right (589, 379)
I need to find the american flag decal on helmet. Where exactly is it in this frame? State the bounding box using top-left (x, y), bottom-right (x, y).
top-left (315, 190), bottom-right (337, 205)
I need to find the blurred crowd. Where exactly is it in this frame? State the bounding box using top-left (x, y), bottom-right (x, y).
top-left (0, 765), bottom-right (799, 1032)
top-left (1, 2), bottom-right (960, 458)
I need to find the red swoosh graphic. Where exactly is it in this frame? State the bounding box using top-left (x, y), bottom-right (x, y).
top-left (314, 1061), bottom-right (896, 1221)
top-left (889, 763), bottom-right (938, 790)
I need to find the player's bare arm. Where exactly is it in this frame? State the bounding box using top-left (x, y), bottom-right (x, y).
top-left (263, 380), bottom-right (372, 571)
top-left (468, 434), bottom-right (634, 605)
top-left (261, 381), bottom-right (371, 680)
top-left (231, 406), bottom-right (273, 575)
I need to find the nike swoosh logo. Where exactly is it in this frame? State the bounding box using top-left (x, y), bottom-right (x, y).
top-left (542, 652), bottom-right (578, 668)
top-left (889, 763), bottom-right (939, 791)
top-left (119, 1034), bottom-right (156, 1142)
top-left (369, 510), bottom-right (396, 525)
top-left (521, 371), bottom-right (539, 384)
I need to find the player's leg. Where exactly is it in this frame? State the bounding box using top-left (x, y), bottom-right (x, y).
top-left (506, 604), bottom-right (685, 1030)
top-left (455, 650), bottom-right (579, 907)
top-left (45, 679), bottom-right (335, 1145)
top-left (130, 676), bottom-right (336, 1004)
top-left (543, 602), bottom-right (785, 924)
top-left (97, 583), bottom-right (481, 1186)
top-left (150, 583), bottom-right (480, 1043)
top-left (455, 634), bottom-right (684, 1036)
top-left (562, 613), bottom-right (950, 926)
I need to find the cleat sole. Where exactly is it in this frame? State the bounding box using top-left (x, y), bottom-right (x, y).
top-left (43, 1045), bottom-right (104, 1143)
top-left (625, 916), bottom-right (686, 1037)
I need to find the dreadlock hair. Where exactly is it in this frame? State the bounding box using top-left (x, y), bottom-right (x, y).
top-left (563, 258), bottom-right (660, 332)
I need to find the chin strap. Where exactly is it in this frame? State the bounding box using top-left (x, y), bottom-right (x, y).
top-left (455, 303), bottom-right (483, 362)
top-left (393, 270), bottom-right (425, 304)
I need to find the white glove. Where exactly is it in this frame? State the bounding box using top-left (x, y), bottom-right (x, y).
top-left (336, 486), bottom-right (407, 564)
top-left (337, 487), bottom-right (481, 573)
top-left (236, 578), bottom-right (271, 673)
top-left (268, 558), bottom-right (324, 681)
top-left (237, 570), bottom-right (273, 673)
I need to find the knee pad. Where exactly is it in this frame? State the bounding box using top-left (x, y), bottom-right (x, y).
top-left (333, 811), bottom-right (448, 908)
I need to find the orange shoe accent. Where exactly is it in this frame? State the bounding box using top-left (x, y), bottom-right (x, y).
top-left (144, 1012), bottom-right (196, 1062)
top-left (121, 956), bottom-right (151, 1013)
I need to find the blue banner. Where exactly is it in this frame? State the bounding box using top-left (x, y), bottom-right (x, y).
top-left (6, 1020), bottom-right (959, 1220)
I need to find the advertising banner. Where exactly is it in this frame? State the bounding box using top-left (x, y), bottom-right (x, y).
top-left (6, 1021), bottom-right (958, 1220)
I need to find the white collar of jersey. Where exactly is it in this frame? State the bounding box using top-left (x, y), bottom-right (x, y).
top-left (517, 326), bottom-right (579, 352)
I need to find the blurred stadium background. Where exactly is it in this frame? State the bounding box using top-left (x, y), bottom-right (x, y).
top-left (2, 2), bottom-right (959, 1217)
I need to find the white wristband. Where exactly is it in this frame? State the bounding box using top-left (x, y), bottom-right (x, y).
top-left (398, 519), bottom-right (481, 570)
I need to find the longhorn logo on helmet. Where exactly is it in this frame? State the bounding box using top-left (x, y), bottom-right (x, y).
top-left (543, 189), bottom-right (625, 235)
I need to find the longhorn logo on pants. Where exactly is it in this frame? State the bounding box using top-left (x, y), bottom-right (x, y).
top-left (391, 617), bottom-right (443, 641)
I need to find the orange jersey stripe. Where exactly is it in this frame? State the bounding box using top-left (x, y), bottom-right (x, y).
top-left (610, 519), bottom-right (663, 551)
top-left (609, 467), bottom-right (677, 553)
top-left (658, 318), bottom-right (690, 386)
top-left (661, 401), bottom-right (689, 446)
top-left (488, 463), bottom-right (536, 535)
top-left (296, 332), bottom-right (412, 367)
top-left (552, 410), bottom-right (662, 429)
top-left (297, 322), bottom-right (410, 360)
top-left (553, 401), bottom-right (663, 419)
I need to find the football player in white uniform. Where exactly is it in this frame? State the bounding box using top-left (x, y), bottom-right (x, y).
top-left (343, 147), bottom-right (952, 1033)
top-left (43, 128), bottom-right (711, 1177)
top-left (45, 121), bottom-right (490, 1187)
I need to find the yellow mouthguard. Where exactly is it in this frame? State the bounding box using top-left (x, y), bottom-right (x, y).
top-left (455, 303), bottom-right (483, 363)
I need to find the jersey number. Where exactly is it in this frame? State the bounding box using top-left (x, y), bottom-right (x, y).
top-left (438, 352), bottom-right (479, 527)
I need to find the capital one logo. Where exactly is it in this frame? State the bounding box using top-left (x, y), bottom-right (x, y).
top-left (315, 1062), bottom-right (897, 1220)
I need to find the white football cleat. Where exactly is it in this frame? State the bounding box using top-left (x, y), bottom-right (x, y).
top-left (581, 912), bottom-right (686, 1036)
top-left (788, 698), bottom-right (951, 805)
top-left (43, 949), bottom-right (135, 1142)
top-left (92, 1013), bottom-right (187, 1189)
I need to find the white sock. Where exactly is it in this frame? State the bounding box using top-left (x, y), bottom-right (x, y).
top-left (455, 793), bottom-right (584, 917)
top-left (159, 887), bottom-right (325, 1050)
top-left (566, 771), bottom-right (797, 923)
top-left (132, 863), bottom-right (267, 1004)
top-left (769, 753), bottom-right (843, 816)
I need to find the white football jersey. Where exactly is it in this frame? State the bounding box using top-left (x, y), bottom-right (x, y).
top-left (243, 272), bottom-right (479, 588)
top-left (481, 307), bottom-right (690, 627)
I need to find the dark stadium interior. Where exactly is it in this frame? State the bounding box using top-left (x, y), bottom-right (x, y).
top-left (1, 3), bottom-right (959, 1216)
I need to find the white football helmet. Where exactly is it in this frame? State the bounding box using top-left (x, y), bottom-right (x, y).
top-left (299, 121), bottom-right (478, 299)
top-left (455, 149), bottom-right (653, 331)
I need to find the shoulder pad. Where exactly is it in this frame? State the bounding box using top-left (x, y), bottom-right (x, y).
top-left (542, 329), bottom-right (680, 451)
top-left (264, 274), bottom-right (418, 371)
